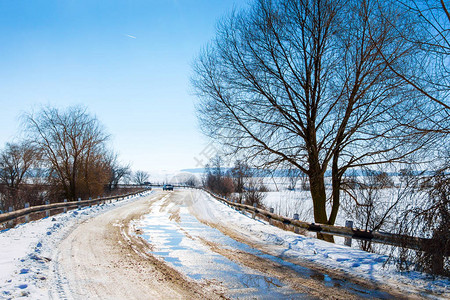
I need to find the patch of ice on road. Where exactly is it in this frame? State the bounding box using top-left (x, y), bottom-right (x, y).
top-left (136, 195), bottom-right (309, 299)
top-left (0, 191), bottom-right (152, 299)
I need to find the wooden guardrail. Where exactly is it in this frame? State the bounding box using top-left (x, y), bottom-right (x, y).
top-left (202, 189), bottom-right (442, 254)
top-left (0, 189), bottom-right (150, 225)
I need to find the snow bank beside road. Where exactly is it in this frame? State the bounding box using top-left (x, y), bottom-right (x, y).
top-left (190, 190), bottom-right (449, 298)
top-left (0, 191), bottom-right (152, 299)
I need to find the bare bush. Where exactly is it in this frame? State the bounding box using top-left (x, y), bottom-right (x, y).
top-left (394, 161), bottom-right (449, 277)
top-left (0, 142), bottom-right (40, 210)
top-left (204, 156), bottom-right (234, 196)
top-left (243, 178), bottom-right (267, 208)
top-left (183, 175), bottom-right (199, 187)
top-left (169, 173), bottom-right (199, 187)
top-left (133, 170), bottom-right (150, 185)
top-left (341, 168), bottom-right (415, 252)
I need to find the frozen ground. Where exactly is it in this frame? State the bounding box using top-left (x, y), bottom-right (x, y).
top-left (0, 191), bottom-right (152, 299)
top-left (262, 190), bottom-right (315, 222)
top-left (261, 176), bottom-right (358, 226)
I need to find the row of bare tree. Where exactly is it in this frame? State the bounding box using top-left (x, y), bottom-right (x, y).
top-left (193, 0), bottom-right (449, 275)
top-left (0, 106), bottom-right (149, 211)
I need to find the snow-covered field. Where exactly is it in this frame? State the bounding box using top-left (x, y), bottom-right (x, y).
top-left (262, 190), bottom-right (315, 222)
top-left (0, 191), bottom-right (152, 299)
top-left (191, 190), bottom-right (450, 298)
top-left (260, 176), bottom-right (369, 227)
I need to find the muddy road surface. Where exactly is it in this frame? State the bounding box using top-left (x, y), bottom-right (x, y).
top-left (49, 190), bottom-right (407, 299)
top-left (48, 192), bottom-right (224, 299)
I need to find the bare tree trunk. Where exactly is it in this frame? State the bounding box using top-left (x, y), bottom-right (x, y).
top-left (329, 153), bottom-right (341, 226)
top-left (308, 166), bottom-right (327, 224)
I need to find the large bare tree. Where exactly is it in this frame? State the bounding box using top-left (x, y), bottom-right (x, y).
top-left (193, 0), bottom-right (434, 225)
top-left (25, 106), bottom-right (110, 201)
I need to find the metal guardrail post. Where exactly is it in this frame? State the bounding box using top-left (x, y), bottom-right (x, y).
top-left (293, 213), bottom-right (299, 233)
top-left (8, 207), bottom-right (13, 227)
top-left (24, 203), bottom-right (29, 223)
top-left (252, 203), bottom-right (257, 219)
top-left (345, 220), bottom-right (354, 247)
top-left (78, 198), bottom-right (81, 209)
top-left (45, 201), bottom-right (50, 217)
top-left (63, 199), bottom-right (67, 213)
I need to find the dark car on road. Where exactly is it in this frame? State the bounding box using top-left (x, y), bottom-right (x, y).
top-left (163, 184), bottom-right (174, 191)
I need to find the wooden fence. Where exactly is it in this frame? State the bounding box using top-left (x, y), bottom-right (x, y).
top-left (2, 185), bottom-right (442, 255)
top-left (0, 189), bottom-right (149, 225)
top-left (202, 189), bottom-right (444, 254)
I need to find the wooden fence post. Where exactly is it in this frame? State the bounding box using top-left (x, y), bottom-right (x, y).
top-left (345, 220), bottom-right (353, 247)
top-left (293, 213), bottom-right (299, 233)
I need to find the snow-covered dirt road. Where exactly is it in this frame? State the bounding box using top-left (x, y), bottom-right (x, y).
top-left (1, 189), bottom-right (448, 299)
top-left (53, 189), bottom-right (388, 299)
top-left (49, 191), bottom-right (223, 299)
top-left (134, 189), bottom-right (449, 299)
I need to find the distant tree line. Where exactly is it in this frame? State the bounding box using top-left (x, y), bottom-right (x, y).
top-left (0, 106), bottom-right (144, 211)
top-left (203, 155), bottom-right (268, 207)
top-left (193, 0), bottom-right (449, 275)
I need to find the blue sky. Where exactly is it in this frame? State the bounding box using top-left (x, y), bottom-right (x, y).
top-left (0, 0), bottom-right (245, 172)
